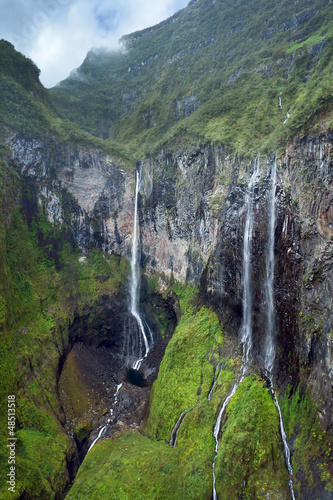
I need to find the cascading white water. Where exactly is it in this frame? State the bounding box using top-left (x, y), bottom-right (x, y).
top-left (87, 425), bottom-right (107, 453)
top-left (130, 169), bottom-right (152, 370)
top-left (212, 379), bottom-right (243, 500)
top-left (241, 159), bottom-right (261, 366)
top-left (87, 170), bottom-right (153, 454)
top-left (110, 383), bottom-right (123, 417)
top-left (87, 383), bottom-right (123, 453)
top-left (212, 160), bottom-right (261, 500)
top-left (264, 158), bottom-right (277, 377)
top-left (272, 389), bottom-right (296, 500)
top-left (264, 159), bottom-right (296, 500)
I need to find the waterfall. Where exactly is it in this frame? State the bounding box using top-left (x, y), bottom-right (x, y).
top-left (87, 425), bottom-right (107, 453)
top-left (264, 158), bottom-right (277, 377)
top-left (87, 383), bottom-right (123, 453)
top-left (212, 160), bottom-right (260, 500)
top-left (208, 360), bottom-right (225, 402)
top-left (110, 383), bottom-right (122, 417)
top-left (130, 169), bottom-right (152, 370)
top-left (271, 388), bottom-right (296, 500)
top-left (264, 159), bottom-right (296, 500)
top-left (169, 409), bottom-right (190, 447)
top-left (212, 379), bottom-right (243, 500)
top-left (241, 159), bottom-right (261, 366)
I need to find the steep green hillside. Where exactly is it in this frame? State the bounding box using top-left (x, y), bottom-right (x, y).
top-left (50, 0), bottom-right (333, 157)
top-left (67, 285), bottom-right (333, 499)
top-left (0, 0), bottom-right (333, 498)
top-left (0, 151), bottom-right (131, 498)
top-left (0, 40), bottom-right (132, 165)
top-left (0, 44), bottom-right (134, 498)
top-left (66, 289), bottom-right (289, 500)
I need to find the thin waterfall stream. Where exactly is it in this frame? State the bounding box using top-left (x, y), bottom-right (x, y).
top-left (264, 159), bottom-right (296, 500)
top-left (212, 380), bottom-right (242, 500)
top-left (212, 160), bottom-right (261, 500)
top-left (130, 168), bottom-right (153, 370)
top-left (169, 409), bottom-right (191, 447)
top-left (87, 383), bottom-right (123, 453)
top-left (264, 158), bottom-right (277, 377)
top-left (86, 169), bottom-right (153, 455)
top-left (208, 360), bottom-right (225, 402)
top-left (169, 357), bottom-right (225, 447)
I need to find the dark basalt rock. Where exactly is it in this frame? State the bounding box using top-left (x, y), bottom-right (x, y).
top-left (5, 121), bottom-right (333, 498)
top-left (59, 284), bottom-right (178, 461)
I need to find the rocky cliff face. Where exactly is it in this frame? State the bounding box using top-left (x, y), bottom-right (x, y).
top-left (6, 132), bottom-right (135, 255)
top-left (4, 125), bottom-right (333, 498)
top-left (140, 146), bottom-right (228, 284)
top-left (285, 132), bottom-right (333, 431)
top-left (138, 133), bottom-right (333, 498)
top-left (6, 131), bottom-right (332, 413)
top-left (139, 132), bottom-right (333, 428)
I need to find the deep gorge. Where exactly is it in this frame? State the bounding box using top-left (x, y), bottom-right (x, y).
top-left (1, 125), bottom-right (332, 499)
top-left (0, 0), bottom-right (333, 498)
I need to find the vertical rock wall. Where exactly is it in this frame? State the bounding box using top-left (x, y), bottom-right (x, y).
top-left (5, 129), bottom-right (333, 429)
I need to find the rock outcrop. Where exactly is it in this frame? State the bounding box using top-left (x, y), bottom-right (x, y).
top-left (4, 125), bottom-right (333, 498)
top-left (6, 131), bottom-right (332, 416)
top-left (6, 133), bottom-right (135, 254)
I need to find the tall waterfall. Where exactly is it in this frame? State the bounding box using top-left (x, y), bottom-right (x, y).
top-left (264, 158), bottom-right (277, 377)
top-left (212, 160), bottom-right (260, 500)
top-left (264, 159), bottom-right (296, 500)
top-left (241, 159), bottom-right (261, 367)
top-left (130, 169), bottom-right (152, 370)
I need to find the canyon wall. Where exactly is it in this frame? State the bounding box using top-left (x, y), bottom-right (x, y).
top-left (4, 128), bottom-right (333, 498)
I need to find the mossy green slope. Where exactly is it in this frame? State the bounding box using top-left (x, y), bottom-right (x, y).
top-left (50, 0), bottom-right (333, 157)
top-left (0, 42), bottom-right (134, 498)
top-left (216, 377), bottom-right (288, 499)
top-left (0, 144), bottom-right (130, 498)
top-left (67, 287), bottom-right (289, 499)
top-left (280, 386), bottom-right (333, 497)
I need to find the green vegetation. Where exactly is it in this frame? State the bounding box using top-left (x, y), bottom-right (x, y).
top-left (0, 149), bottom-right (131, 498)
top-left (50, 0), bottom-right (333, 158)
top-left (146, 292), bottom-right (225, 439)
top-left (66, 286), bottom-right (229, 499)
top-left (67, 285), bottom-right (290, 499)
top-left (67, 430), bottom-right (204, 500)
top-left (15, 427), bottom-right (71, 498)
top-left (216, 376), bottom-right (288, 499)
top-left (280, 386), bottom-right (333, 496)
top-left (0, 40), bottom-right (133, 166)
top-left (0, 40), bottom-right (41, 93)
top-left (0, 0), bottom-right (332, 497)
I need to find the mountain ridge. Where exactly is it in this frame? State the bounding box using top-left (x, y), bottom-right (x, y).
top-left (50, 0), bottom-right (333, 158)
top-left (0, 1), bottom-right (332, 498)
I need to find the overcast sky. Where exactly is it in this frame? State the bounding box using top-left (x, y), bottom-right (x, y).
top-left (1, 0), bottom-right (189, 88)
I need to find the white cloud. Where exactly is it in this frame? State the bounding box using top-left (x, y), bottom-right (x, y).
top-left (0, 0), bottom-right (189, 87)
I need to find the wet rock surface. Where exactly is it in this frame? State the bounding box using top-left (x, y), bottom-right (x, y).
top-left (285, 132), bottom-right (333, 432)
top-left (5, 126), bottom-right (333, 498)
top-left (5, 133), bottom-right (135, 254)
top-left (59, 291), bottom-right (175, 462)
